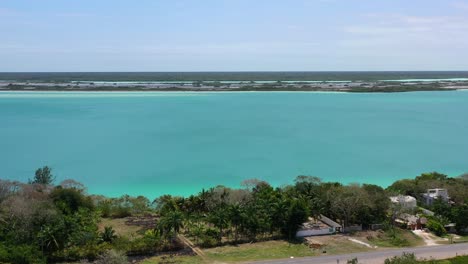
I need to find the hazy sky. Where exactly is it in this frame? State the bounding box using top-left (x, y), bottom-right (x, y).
top-left (1, 0), bottom-right (468, 71)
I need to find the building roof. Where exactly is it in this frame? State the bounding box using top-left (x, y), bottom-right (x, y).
top-left (390, 195), bottom-right (416, 203)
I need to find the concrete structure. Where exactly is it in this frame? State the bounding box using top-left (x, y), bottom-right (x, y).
top-left (422, 189), bottom-right (450, 205)
top-left (396, 214), bottom-right (427, 230)
top-left (296, 215), bottom-right (342, 237)
top-left (390, 195), bottom-right (417, 209)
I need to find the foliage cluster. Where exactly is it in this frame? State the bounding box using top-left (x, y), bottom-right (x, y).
top-left (1, 167), bottom-right (467, 263)
top-left (388, 172), bottom-right (468, 233)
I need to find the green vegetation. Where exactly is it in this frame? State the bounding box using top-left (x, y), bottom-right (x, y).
top-left (4, 82), bottom-right (460, 93)
top-left (384, 253), bottom-right (468, 264)
top-left (141, 255), bottom-right (204, 264)
top-left (347, 85), bottom-right (454, 93)
top-left (1, 168), bottom-right (467, 263)
top-left (29, 166), bottom-right (55, 185)
top-left (203, 240), bottom-right (316, 262)
top-left (368, 228), bottom-right (424, 248)
top-left (388, 172), bottom-right (468, 233)
top-left (437, 256), bottom-right (468, 264)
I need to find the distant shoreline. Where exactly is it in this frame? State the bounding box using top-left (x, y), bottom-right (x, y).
top-left (0, 88), bottom-right (462, 93)
top-left (2, 72), bottom-right (468, 93)
top-left (1, 82), bottom-right (467, 93)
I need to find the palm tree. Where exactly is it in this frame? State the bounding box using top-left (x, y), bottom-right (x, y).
top-left (101, 226), bottom-right (117, 243)
top-left (208, 207), bottom-right (229, 243)
top-left (158, 210), bottom-right (184, 239)
top-left (228, 204), bottom-right (243, 243)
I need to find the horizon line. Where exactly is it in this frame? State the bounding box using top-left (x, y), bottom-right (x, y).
top-left (1, 70), bottom-right (468, 73)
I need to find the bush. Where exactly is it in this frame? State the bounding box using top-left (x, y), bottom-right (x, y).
top-left (426, 219), bottom-right (447, 237)
top-left (390, 236), bottom-right (410, 247)
top-left (0, 243), bottom-right (46, 264)
top-left (447, 256), bottom-right (468, 264)
top-left (110, 236), bottom-right (131, 253)
top-left (100, 226), bottom-right (117, 243)
top-left (203, 228), bottom-right (220, 239)
top-left (51, 243), bottom-right (111, 261)
top-left (384, 253), bottom-right (418, 264)
top-left (112, 206), bottom-right (132, 218)
top-left (197, 228), bottom-right (220, 248)
top-left (381, 228), bottom-right (410, 247)
top-left (50, 187), bottom-right (94, 215)
top-left (126, 231), bottom-right (163, 255)
top-left (96, 249), bottom-right (128, 264)
top-left (97, 200), bottom-right (112, 218)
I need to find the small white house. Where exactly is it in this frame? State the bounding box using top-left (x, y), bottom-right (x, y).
top-left (422, 189), bottom-right (450, 205)
top-left (390, 195), bottom-right (417, 209)
top-left (296, 215), bottom-right (342, 237)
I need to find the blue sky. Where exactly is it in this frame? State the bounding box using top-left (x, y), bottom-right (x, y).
top-left (1, 0), bottom-right (468, 71)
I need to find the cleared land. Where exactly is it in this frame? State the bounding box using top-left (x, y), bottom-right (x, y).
top-left (100, 218), bottom-right (441, 263)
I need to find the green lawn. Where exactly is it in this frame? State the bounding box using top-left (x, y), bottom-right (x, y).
top-left (203, 240), bottom-right (317, 263)
top-left (140, 255), bottom-right (205, 264)
top-left (453, 235), bottom-right (468, 243)
top-left (203, 236), bottom-right (374, 263)
top-left (367, 228), bottom-right (424, 248)
top-left (428, 255), bottom-right (468, 264)
top-left (138, 237), bottom-right (467, 264)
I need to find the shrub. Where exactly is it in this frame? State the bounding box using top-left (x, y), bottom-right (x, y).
top-left (96, 249), bottom-right (128, 264)
top-left (384, 253), bottom-right (418, 264)
top-left (112, 206), bottom-right (132, 218)
top-left (199, 235), bottom-right (218, 248)
top-left (127, 231), bottom-right (163, 255)
top-left (384, 227), bottom-right (410, 247)
top-left (51, 243), bottom-right (111, 261)
top-left (197, 228), bottom-right (220, 248)
top-left (100, 226), bottom-right (117, 243)
top-left (426, 219), bottom-right (447, 237)
top-left (110, 236), bottom-right (131, 253)
top-left (97, 200), bottom-right (113, 218)
top-left (0, 244), bottom-right (46, 264)
top-left (50, 187), bottom-right (94, 215)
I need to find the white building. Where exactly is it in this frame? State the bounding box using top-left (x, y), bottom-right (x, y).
top-left (390, 195), bottom-right (417, 209)
top-left (296, 215), bottom-right (342, 237)
top-left (422, 189), bottom-right (450, 205)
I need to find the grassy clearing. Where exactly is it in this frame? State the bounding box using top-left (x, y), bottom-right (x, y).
top-left (319, 236), bottom-right (374, 255)
top-left (137, 234), bottom-right (466, 264)
top-left (203, 240), bottom-right (316, 263)
top-left (365, 229), bottom-right (424, 248)
top-left (140, 255), bottom-right (204, 264)
top-left (99, 218), bottom-right (143, 239)
top-left (202, 236), bottom-right (374, 263)
top-left (453, 235), bottom-right (468, 243)
top-left (429, 255), bottom-right (468, 264)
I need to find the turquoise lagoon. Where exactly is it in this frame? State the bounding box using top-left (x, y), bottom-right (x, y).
top-left (1, 91), bottom-right (467, 198)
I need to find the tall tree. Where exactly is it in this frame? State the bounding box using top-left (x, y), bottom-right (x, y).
top-left (30, 166), bottom-right (55, 185)
top-left (282, 198), bottom-right (309, 240)
top-left (158, 210), bottom-right (184, 239)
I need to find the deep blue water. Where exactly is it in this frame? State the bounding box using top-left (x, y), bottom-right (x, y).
top-left (1, 91), bottom-right (467, 198)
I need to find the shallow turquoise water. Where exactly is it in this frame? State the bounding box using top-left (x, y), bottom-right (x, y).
top-left (1, 91), bottom-right (467, 198)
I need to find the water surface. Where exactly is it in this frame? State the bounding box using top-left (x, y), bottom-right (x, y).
top-left (1, 91), bottom-right (467, 198)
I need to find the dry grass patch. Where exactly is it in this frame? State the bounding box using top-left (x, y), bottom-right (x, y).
top-left (99, 218), bottom-right (143, 239)
top-left (309, 235), bottom-right (374, 255)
